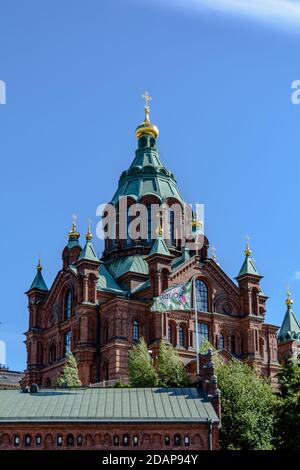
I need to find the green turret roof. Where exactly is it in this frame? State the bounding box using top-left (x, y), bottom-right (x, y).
top-left (278, 294), bottom-right (300, 342)
top-left (237, 254), bottom-right (259, 277)
top-left (149, 236), bottom-right (171, 257)
top-left (78, 239), bottom-right (99, 263)
top-left (29, 262), bottom-right (48, 291)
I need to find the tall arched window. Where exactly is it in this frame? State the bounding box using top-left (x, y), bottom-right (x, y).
top-left (133, 320), bottom-right (139, 343)
top-left (64, 330), bottom-right (72, 356)
top-left (49, 343), bottom-right (57, 365)
top-left (64, 288), bottom-right (73, 320)
top-left (195, 280), bottom-right (209, 312)
top-left (168, 209), bottom-right (175, 245)
top-left (179, 325), bottom-right (187, 348)
top-left (251, 289), bottom-right (258, 315)
top-left (168, 321), bottom-right (177, 347)
top-left (219, 334), bottom-right (225, 350)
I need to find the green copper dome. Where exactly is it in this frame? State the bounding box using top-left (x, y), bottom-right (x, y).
top-left (111, 139), bottom-right (184, 205)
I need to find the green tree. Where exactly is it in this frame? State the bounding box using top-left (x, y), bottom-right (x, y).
top-left (55, 352), bottom-right (82, 387)
top-left (216, 361), bottom-right (277, 450)
top-left (157, 341), bottom-right (188, 387)
top-left (275, 359), bottom-right (300, 449)
top-left (128, 337), bottom-right (158, 387)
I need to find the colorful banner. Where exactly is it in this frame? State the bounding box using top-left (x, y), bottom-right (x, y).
top-left (151, 281), bottom-right (192, 312)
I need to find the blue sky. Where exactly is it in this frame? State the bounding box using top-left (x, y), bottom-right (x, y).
top-left (0, 0), bottom-right (300, 370)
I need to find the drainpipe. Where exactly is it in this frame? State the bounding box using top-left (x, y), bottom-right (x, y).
top-left (208, 420), bottom-right (213, 450)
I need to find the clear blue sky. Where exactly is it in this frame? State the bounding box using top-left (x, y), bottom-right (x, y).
top-left (1, 0), bottom-right (300, 370)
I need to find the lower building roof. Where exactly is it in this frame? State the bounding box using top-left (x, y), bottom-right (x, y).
top-left (0, 387), bottom-right (219, 423)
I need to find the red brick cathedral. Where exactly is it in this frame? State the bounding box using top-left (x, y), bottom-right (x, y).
top-left (23, 100), bottom-right (300, 388)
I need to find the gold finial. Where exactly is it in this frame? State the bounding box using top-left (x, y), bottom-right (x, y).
top-left (135, 91), bottom-right (159, 139)
top-left (68, 213), bottom-right (80, 240)
top-left (244, 235), bottom-right (252, 256)
top-left (142, 91), bottom-right (151, 123)
top-left (37, 258), bottom-right (42, 272)
top-left (192, 218), bottom-right (202, 230)
top-left (86, 219), bottom-right (93, 241)
top-left (286, 289), bottom-right (294, 306)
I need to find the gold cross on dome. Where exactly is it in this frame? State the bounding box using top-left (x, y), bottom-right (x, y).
top-left (142, 91), bottom-right (152, 108)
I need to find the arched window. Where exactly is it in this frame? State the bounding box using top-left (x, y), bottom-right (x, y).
top-left (57, 435), bottom-right (63, 446)
top-left (219, 334), bottom-right (225, 350)
top-left (252, 289), bottom-right (258, 315)
top-left (195, 280), bottom-right (209, 312)
top-left (64, 330), bottom-right (72, 356)
top-left (13, 435), bottom-right (20, 447)
top-left (179, 325), bottom-right (187, 348)
top-left (133, 320), bottom-right (140, 343)
top-left (168, 209), bottom-right (175, 245)
top-left (123, 435), bottom-right (129, 446)
top-left (168, 321), bottom-right (177, 347)
top-left (195, 322), bottom-right (209, 348)
top-left (77, 435), bottom-right (83, 446)
top-left (49, 343), bottom-right (56, 365)
top-left (133, 435), bottom-right (139, 446)
top-left (64, 288), bottom-right (72, 320)
top-left (184, 436), bottom-right (190, 446)
top-left (231, 335), bottom-right (236, 354)
top-left (174, 434), bottom-right (181, 447)
top-left (67, 434), bottom-right (74, 446)
top-left (113, 436), bottom-right (120, 446)
top-left (164, 436), bottom-right (170, 446)
top-left (24, 435), bottom-right (31, 447)
top-left (35, 435), bottom-right (42, 446)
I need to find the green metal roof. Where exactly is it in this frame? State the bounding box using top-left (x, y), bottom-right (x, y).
top-left (237, 254), bottom-right (259, 277)
top-left (106, 256), bottom-right (149, 279)
top-left (0, 388), bottom-right (219, 423)
top-left (149, 237), bottom-right (171, 257)
top-left (29, 270), bottom-right (48, 292)
top-left (78, 240), bottom-right (99, 263)
top-left (97, 263), bottom-right (125, 295)
top-left (278, 304), bottom-right (300, 342)
top-left (171, 248), bottom-right (191, 270)
top-left (111, 146), bottom-right (184, 205)
top-left (67, 239), bottom-right (81, 249)
top-left (131, 279), bottom-right (151, 294)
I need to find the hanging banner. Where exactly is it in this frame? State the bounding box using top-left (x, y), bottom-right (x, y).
top-left (151, 281), bottom-right (192, 312)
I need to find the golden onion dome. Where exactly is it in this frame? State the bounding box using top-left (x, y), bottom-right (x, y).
top-left (68, 222), bottom-right (80, 241)
top-left (135, 91), bottom-right (159, 139)
top-left (286, 290), bottom-right (294, 306)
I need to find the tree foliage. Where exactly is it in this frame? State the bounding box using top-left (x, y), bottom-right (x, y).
top-left (275, 358), bottom-right (300, 449)
top-left (157, 341), bottom-right (188, 387)
top-left (128, 337), bottom-right (158, 387)
top-left (216, 361), bottom-right (277, 450)
top-left (56, 352), bottom-right (82, 387)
